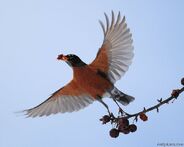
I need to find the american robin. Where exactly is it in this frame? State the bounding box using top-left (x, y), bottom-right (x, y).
top-left (24, 11), bottom-right (134, 117)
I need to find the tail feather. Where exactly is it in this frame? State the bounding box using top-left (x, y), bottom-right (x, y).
top-left (110, 87), bottom-right (135, 106)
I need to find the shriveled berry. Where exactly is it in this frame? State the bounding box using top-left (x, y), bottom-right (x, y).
top-left (118, 117), bottom-right (129, 127)
top-left (119, 126), bottom-right (130, 134)
top-left (129, 124), bottom-right (137, 132)
top-left (100, 115), bottom-right (111, 124)
top-left (139, 112), bottom-right (148, 121)
top-left (171, 89), bottom-right (180, 98)
top-left (118, 124), bottom-right (126, 132)
top-left (109, 128), bottom-right (119, 138)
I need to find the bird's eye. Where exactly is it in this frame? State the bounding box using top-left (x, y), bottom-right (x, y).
top-left (67, 55), bottom-right (74, 60)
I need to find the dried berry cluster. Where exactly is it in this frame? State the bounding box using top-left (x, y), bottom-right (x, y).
top-left (110, 118), bottom-right (137, 138)
top-left (100, 113), bottom-right (147, 138)
top-left (100, 77), bottom-right (184, 138)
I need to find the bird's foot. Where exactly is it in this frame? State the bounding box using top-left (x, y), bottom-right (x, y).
top-left (118, 108), bottom-right (124, 116)
top-left (118, 108), bottom-right (131, 117)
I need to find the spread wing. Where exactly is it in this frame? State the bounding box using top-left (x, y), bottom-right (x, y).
top-left (89, 11), bottom-right (134, 83)
top-left (24, 80), bottom-right (94, 117)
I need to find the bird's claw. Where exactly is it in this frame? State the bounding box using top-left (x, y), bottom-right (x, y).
top-left (118, 108), bottom-right (124, 115)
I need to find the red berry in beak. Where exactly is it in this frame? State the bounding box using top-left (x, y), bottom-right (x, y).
top-left (57, 54), bottom-right (63, 60)
top-left (57, 54), bottom-right (68, 61)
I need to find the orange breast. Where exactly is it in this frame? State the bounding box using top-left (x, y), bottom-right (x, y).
top-left (73, 66), bottom-right (112, 98)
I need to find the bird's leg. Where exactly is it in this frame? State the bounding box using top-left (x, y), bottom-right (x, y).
top-left (112, 98), bottom-right (123, 115)
top-left (97, 98), bottom-right (111, 116)
top-left (112, 98), bottom-right (130, 116)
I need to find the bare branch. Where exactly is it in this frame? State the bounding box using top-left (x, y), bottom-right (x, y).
top-left (125, 87), bottom-right (184, 119)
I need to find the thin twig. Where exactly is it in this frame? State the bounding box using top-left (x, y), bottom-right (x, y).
top-left (124, 87), bottom-right (184, 119)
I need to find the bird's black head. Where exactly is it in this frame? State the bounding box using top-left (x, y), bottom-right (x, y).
top-left (57, 54), bottom-right (86, 67)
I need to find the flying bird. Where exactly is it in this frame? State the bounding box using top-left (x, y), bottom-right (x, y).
top-left (24, 11), bottom-right (134, 117)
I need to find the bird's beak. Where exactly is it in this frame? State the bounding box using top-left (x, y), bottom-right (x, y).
top-left (57, 54), bottom-right (68, 61)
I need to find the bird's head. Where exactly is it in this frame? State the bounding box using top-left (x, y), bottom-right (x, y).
top-left (57, 54), bottom-right (86, 67)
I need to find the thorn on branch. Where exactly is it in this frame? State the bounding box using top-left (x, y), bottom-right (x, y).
top-left (156, 107), bottom-right (159, 113)
top-left (157, 98), bottom-right (162, 103)
top-left (134, 116), bottom-right (138, 122)
top-left (171, 98), bottom-right (176, 103)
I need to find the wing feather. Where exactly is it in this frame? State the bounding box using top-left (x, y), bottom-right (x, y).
top-left (24, 80), bottom-right (94, 117)
top-left (89, 11), bottom-right (134, 83)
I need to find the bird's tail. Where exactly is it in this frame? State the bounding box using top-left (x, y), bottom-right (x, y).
top-left (110, 87), bottom-right (135, 106)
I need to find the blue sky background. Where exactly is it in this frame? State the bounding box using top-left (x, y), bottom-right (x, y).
top-left (0, 0), bottom-right (184, 147)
